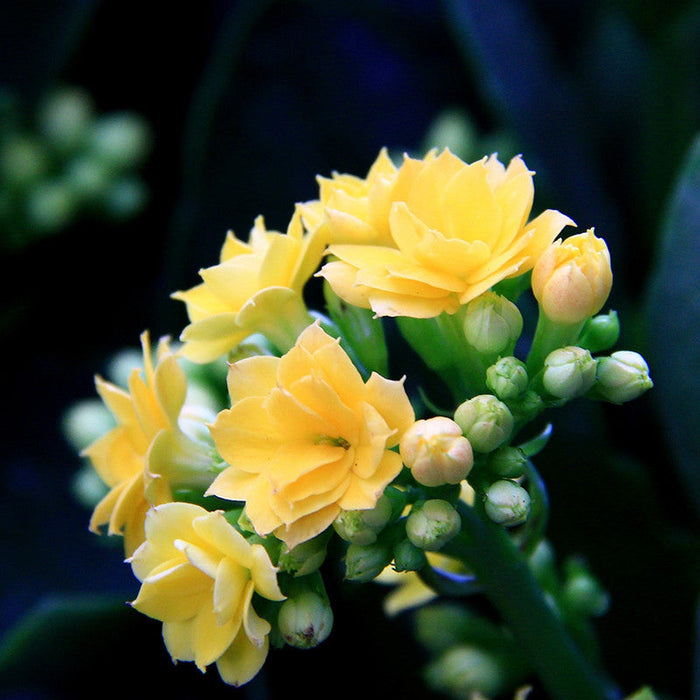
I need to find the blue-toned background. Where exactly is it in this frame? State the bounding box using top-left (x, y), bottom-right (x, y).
top-left (1, 1), bottom-right (699, 698)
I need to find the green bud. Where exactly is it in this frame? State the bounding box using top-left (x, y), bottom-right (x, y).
top-left (88, 112), bottom-right (151, 170)
top-left (38, 86), bottom-right (94, 153)
top-left (594, 350), bottom-right (653, 403)
top-left (1, 135), bottom-right (49, 188)
top-left (333, 495), bottom-right (393, 545)
top-left (344, 540), bottom-right (393, 582)
top-left (578, 310), bottom-right (619, 353)
top-left (64, 155), bottom-right (111, 203)
top-left (483, 480), bottom-right (530, 526)
top-left (25, 179), bottom-right (76, 233)
top-left (424, 645), bottom-right (509, 699)
top-left (463, 292), bottom-right (523, 356)
top-left (485, 356), bottom-right (529, 400)
top-left (563, 573), bottom-right (610, 618)
top-left (393, 538), bottom-right (428, 572)
top-left (100, 176), bottom-right (148, 221)
top-left (542, 346), bottom-right (597, 399)
top-left (406, 499), bottom-right (461, 551)
top-left (486, 446), bottom-right (527, 479)
top-left (62, 398), bottom-right (115, 452)
top-left (453, 395), bottom-right (514, 453)
top-left (278, 533), bottom-right (329, 577)
top-left (507, 389), bottom-right (546, 423)
top-left (277, 591), bottom-right (333, 649)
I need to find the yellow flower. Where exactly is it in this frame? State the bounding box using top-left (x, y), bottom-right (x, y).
top-left (298, 147), bottom-right (399, 246)
top-left (83, 332), bottom-right (214, 556)
top-left (172, 210), bottom-right (326, 363)
top-left (129, 502), bottom-right (285, 687)
top-left (317, 148), bottom-right (574, 318)
top-left (531, 227), bottom-right (612, 325)
top-left (207, 322), bottom-right (415, 549)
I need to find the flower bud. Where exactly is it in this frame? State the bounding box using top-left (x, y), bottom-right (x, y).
top-left (344, 540), bottom-right (394, 582)
top-left (542, 346), bottom-right (597, 399)
top-left (453, 395), bottom-right (514, 453)
top-left (400, 416), bottom-right (474, 487)
top-left (595, 350), bottom-right (653, 403)
top-left (277, 591), bottom-right (333, 649)
top-left (37, 86), bottom-right (94, 153)
top-left (333, 494), bottom-right (393, 545)
top-left (393, 538), bottom-right (428, 572)
top-left (486, 446), bottom-right (527, 479)
top-left (485, 356), bottom-right (529, 400)
top-left (531, 228), bottom-right (613, 325)
top-left (278, 533), bottom-right (329, 577)
top-left (406, 499), bottom-right (461, 551)
top-left (483, 480), bottom-right (530, 526)
top-left (578, 310), bottom-right (619, 353)
top-left (424, 645), bottom-right (509, 699)
top-left (463, 292), bottom-right (523, 355)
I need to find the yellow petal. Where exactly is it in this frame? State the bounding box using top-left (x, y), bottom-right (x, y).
top-left (213, 556), bottom-right (249, 625)
top-left (215, 628), bottom-right (269, 687)
top-left (191, 604), bottom-right (239, 670)
top-left (226, 355), bottom-right (280, 403)
top-left (178, 313), bottom-right (249, 364)
top-left (249, 544), bottom-right (285, 601)
top-left (276, 504), bottom-right (341, 550)
top-left (242, 581), bottom-right (271, 647)
top-left (154, 354), bottom-right (187, 427)
top-left (193, 511), bottom-right (252, 568)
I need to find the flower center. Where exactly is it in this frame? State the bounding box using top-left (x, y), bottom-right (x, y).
top-left (315, 435), bottom-right (351, 450)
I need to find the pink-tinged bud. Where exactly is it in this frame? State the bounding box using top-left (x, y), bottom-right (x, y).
top-left (400, 417), bottom-right (474, 487)
top-left (531, 228), bottom-right (612, 324)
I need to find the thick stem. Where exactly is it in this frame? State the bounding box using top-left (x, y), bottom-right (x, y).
top-left (526, 311), bottom-right (584, 377)
top-left (448, 500), bottom-right (620, 700)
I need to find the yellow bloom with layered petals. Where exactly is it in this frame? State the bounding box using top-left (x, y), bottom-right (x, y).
top-left (317, 148), bottom-right (575, 318)
top-left (83, 332), bottom-right (214, 556)
top-left (130, 502), bottom-right (285, 687)
top-left (207, 322), bottom-right (415, 549)
top-left (172, 210), bottom-right (326, 363)
top-left (299, 147), bottom-right (399, 246)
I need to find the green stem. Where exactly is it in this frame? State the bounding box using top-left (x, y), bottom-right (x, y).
top-left (448, 500), bottom-right (620, 700)
top-left (526, 311), bottom-right (584, 377)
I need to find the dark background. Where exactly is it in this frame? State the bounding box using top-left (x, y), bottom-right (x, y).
top-left (1, 1), bottom-right (700, 698)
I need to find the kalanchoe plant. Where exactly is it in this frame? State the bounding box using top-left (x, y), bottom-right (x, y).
top-left (73, 146), bottom-right (653, 698)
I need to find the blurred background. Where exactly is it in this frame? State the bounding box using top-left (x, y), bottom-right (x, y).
top-left (1, 1), bottom-right (699, 698)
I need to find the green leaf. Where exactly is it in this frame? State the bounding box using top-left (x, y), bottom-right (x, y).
top-left (646, 132), bottom-right (700, 516)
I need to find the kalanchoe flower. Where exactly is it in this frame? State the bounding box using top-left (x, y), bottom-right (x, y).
top-left (277, 591), bottom-right (333, 649)
top-left (208, 322), bottom-right (415, 549)
top-left (453, 395), bottom-right (514, 453)
top-left (463, 292), bottom-right (523, 356)
top-left (483, 480), bottom-right (531, 527)
top-left (594, 350), bottom-right (653, 403)
top-left (83, 332), bottom-right (215, 556)
top-left (172, 210), bottom-right (326, 362)
top-left (542, 346), bottom-right (597, 399)
top-left (531, 228), bottom-right (612, 325)
top-left (317, 148), bottom-right (574, 318)
top-left (129, 502), bottom-right (285, 687)
top-left (399, 416), bottom-right (474, 487)
top-left (299, 147), bottom-right (399, 247)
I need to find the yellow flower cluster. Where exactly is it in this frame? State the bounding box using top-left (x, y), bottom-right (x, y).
top-left (80, 145), bottom-right (630, 688)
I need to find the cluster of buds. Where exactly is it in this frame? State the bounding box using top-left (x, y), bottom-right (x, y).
top-left (1, 84), bottom-right (151, 249)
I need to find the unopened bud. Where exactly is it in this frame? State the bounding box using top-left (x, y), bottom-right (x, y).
top-left (425, 645), bottom-right (508, 699)
top-left (453, 395), bottom-right (514, 453)
top-left (542, 346), bottom-right (597, 399)
top-left (277, 591), bottom-right (333, 649)
top-left (393, 539), bottom-right (428, 572)
top-left (406, 499), bottom-right (461, 551)
top-left (595, 351), bottom-right (653, 403)
top-left (344, 540), bottom-right (393, 582)
top-left (483, 480), bottom-right (530, 526)
top-left (578, 310), bottom-right (619, 353)
top-left (486, 446), bottom-right (527, 479)
top-left (486, 356), bottom-right (529, 400)
top-left (532, 228), bottom-right (612, 325)
top-left (333, 494), bottom-right (393, 545)
top-left (463, 292), bottom-right (523, 356)
top-left (278, 533), bottom-right (329, 576)
top-left (400, 417), bottom-right (474, 487)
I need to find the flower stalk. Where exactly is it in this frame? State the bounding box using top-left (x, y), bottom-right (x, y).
top-left (449, 499), bottom-right (620, 700)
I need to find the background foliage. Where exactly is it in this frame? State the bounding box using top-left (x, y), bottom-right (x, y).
top-left (1, 1), bottom-right (699, 698)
